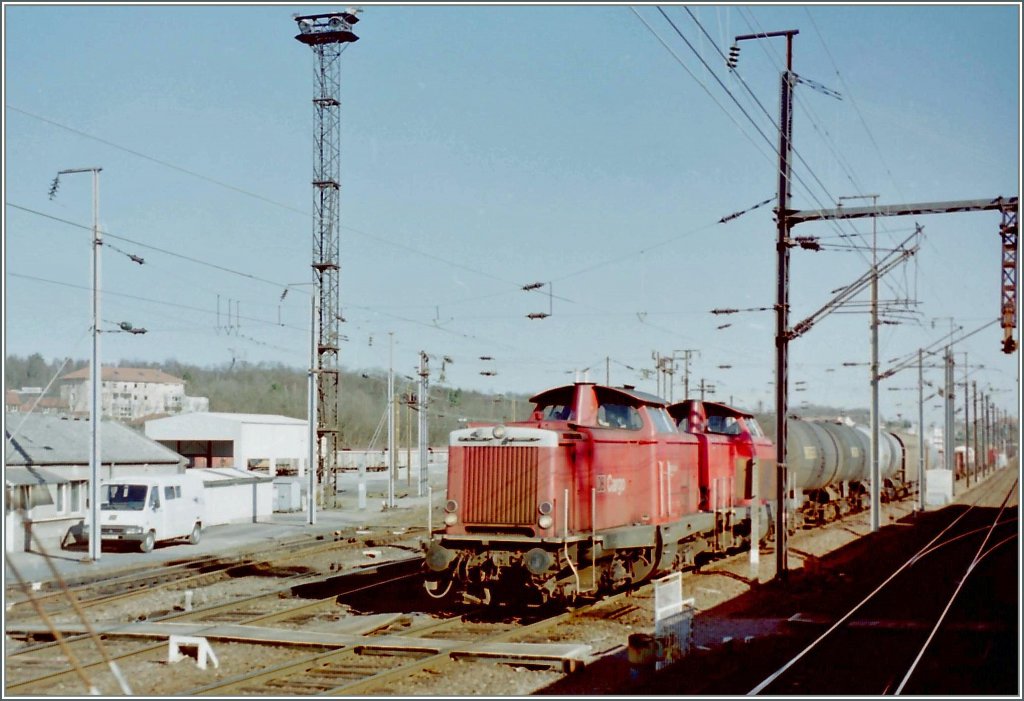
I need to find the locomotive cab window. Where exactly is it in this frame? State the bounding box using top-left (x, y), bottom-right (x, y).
top-left (597, 402), bottom-right (642, 430)
top-left (538, 403), bottom-right (575, 421)
top-left (707, 414), bottom-right (742, 435)
top-left (649, 407), bottom-right (678, 434)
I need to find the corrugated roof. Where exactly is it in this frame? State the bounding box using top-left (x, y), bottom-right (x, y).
top-left (5, 466), bottom-right (69, 485)
top-left (197, 467), bottom-right (275, 486)
top-left (203, 412), bottom-right (306, 425)
top-left (60, 366), bottom-right (184, 384)
top-left (4, 413), bottom-right (185, 467)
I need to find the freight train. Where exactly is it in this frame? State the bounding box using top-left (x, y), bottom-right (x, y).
top-left (422, 381), bottom-right (927, 607)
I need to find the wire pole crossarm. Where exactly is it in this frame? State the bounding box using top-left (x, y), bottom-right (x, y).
top-left (788, 235), bottom-right (919, 341)
top-left (789, 197), bottom-right (1016, 224)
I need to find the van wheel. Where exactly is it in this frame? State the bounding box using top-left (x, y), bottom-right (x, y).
top-left (189, 523), bottom-right (202, 545)
top-left (139, 532), bottom-right (155, 553)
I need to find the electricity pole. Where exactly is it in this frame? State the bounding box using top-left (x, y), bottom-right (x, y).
top-left (839, 194), bottom-right (881, 532)
top-left (674, 349), bottom-right (699, 400)
top-left (387, 331), bottom-right (395, 509)
top-left (917, 349), bottom-right (925, 512)
top-left (418, 351), bottom-right (429, 498)
top-left (50, 167), bottom-right (103, 562)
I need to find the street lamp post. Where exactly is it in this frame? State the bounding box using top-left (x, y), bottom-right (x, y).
top-left (308, 285), bottom-right (319, 524)
top-left (51, 167), bottom-right (103, 562)
top-left (284, 281), bottom-right (320, 524)
top-left (387, 331), bottom-right (396, 510)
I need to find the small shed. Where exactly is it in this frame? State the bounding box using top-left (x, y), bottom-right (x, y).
top-left (146, 412), bottom-right (309, 477)
top-left (195, 468), bottom-right (274, 526)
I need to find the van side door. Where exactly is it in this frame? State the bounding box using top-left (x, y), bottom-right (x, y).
top-left (149, 486), bottom-right (165, 541)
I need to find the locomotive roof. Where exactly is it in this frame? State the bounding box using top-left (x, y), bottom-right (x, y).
top-left (529, 383), bottom-right (667, 407)
top-left (669, 399), bottom-right (755, 419)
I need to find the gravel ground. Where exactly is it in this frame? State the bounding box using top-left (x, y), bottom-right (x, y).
top-left (6, 470), bottom-right (1016, 696)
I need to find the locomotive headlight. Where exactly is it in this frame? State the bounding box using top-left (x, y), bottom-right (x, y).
top-left (538, 514), bottom-right (554, 529)
top-left (492, 425), bottom-right (507, 440)
top-left (444, 499), bottom-right (458, 513)
top-left (538, 501), bottom-right (553, 515)
top-left (444, 512), bottom-right (459, 526)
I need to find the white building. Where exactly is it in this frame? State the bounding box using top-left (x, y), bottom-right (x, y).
top-left (60, 366), bottom-right (209, 422)
top-left (145, 412), bottom-right (309, 477)
top-left (4, 413), bottom-right (186, 553)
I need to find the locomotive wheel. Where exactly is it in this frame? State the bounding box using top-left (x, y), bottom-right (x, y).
top-left (626, 547), bottom-right (657, 584)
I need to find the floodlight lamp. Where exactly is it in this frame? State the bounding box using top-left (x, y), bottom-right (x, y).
top-left (328, 16), bottom-right (346, 30)
top-left (298, 19), bottom-right (313, 34)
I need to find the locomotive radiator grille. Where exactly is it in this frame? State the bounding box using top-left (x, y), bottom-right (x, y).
top-left (463, 446), bottom-right (538, 526)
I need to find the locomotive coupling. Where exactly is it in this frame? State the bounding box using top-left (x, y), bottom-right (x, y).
top-left (424, 542), bottom-right (457, 572)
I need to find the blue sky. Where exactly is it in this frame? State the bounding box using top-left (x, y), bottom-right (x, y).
top-left (3, 3), bottom-right (1020, 430)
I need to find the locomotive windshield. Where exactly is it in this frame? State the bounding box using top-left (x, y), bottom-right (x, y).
top-left (707, 415), bottom-right (742, 435)
top-left (597, 403), bottom-right (642, 430)
top-left (649, 407), bottom-right (679, 434)
top-left (537, 403), bottom-right (575, 421)
top-left (746, 418), bottom-right (765, 438)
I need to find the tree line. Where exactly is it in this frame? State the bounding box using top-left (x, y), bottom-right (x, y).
top-left (4, 353), bottom-right (530, 447)
top-left (9, 354), bottom-right (905, 446)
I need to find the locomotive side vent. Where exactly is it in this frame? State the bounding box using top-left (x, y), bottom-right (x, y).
top-left (463, 446), bottom-right (538, 526)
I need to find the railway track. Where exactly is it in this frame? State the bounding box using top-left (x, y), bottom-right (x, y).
top-left (7, 474), bottom-right (1015, 696)
top-left (4, 556), bottom-right (426, 695)
top-left (748, 468), bottom-right (1019, 695)
top-left (5, 524), bottom-right (423, 620)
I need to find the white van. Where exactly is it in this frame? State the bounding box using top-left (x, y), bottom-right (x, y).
top-left (96, 473), bottom-right (205, 553)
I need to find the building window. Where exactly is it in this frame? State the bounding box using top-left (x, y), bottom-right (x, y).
top-left (55, 484), bottom-right (66, 514)
top-left (71, 482), bottom-right (81, 512)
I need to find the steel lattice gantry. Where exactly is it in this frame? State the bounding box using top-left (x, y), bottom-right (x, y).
top-left (295, 12), bottom-right (360, 504)
top-left (789, 196), bottom-right (1020, 355)
top-left (1000, 202), bottom-right (1018, 353)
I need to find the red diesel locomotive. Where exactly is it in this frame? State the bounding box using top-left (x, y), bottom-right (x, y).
top-left (422, 382), bottom-right (775, 606)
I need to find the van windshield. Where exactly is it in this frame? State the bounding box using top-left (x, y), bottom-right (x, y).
top-left (103, 484), bottom-right (148, 511)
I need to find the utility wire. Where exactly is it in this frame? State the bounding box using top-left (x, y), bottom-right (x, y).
top-left (7, 105), bottom-right (310, 216)
top-left (7, 203), bottom-right (303, 294)
top-left (802, 8), bottom-right (908, 204)
top-left (665, 3), bottom-right (897, 304)
top-left (8, 272), bottom-right (308, 334)
top-left (628, 7), bottom-right (777, 168)
top-left (5, 106), bottom-right (569, 303)
top-left (692, 6), bottom-right (910, 302)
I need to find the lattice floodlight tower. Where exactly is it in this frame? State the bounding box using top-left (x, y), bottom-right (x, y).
top-left (294, 11), bottom-right (360, 505)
